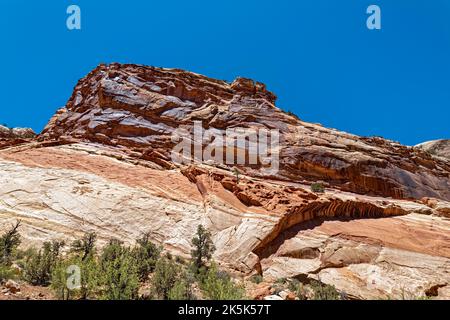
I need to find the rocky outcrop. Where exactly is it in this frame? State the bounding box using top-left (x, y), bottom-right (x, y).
top-left (1, 142), bottom-right (449, 299)
top-left (0, 125), bottom-right (35, 149)
top-left (260, 213), bottom-right (450, 299)
top-left (416, 139), bottom-right (450, 161)
top-left (0, 63), bottom-right (449, 299)
top-left (40, 63), bottom-right (450, 201)
top-left (0, 125), bottom-right (35, 139)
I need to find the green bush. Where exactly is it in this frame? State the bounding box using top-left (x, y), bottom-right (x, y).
top-left (191, 225), bottom-right (215, 274)
top-left (0, 221), bottom-right (21, 266)
top-left (151, 256), bottom-right (181, 300)
top-left (70, 232), bottom-right (97, 261)
top-left (0, 265), bottom-right (15, 282)
top-left (201, 264), bottom-right (245, 300)
top-left (168, 271), bottom-right (196, 300)
top-left (50, 233), bottom-right (101, 300)
top-left (51, 254), bottom-right (100, 300)
top-left (310, 280), bottom-right (340, 300)
top-left (249, 274), bottom-right (263, 284)
top-left (100, 240), bottom-right (139, 300)
top-left (23, 241), bottom-right (64, 286)
top-left (288, 279), bottom-right (308, 300)
top-left (51, 259), bottom-right (74, 300)
top-left (311, 182), bottom-right (325, 193)
top-left (132, 233), bottom-right (162, 281)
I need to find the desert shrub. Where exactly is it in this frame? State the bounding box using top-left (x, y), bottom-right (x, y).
top-left (249, 274), bottom-right (263, 284)
top-left (310, 280), bottom-right (340, 300)
top-left (201, 264), bottom-right (245, 300)
top-left (286, 110), bottom-right (300, 120)
top-left (288, 279), bottom-right (308, 300)
top-left (151, 256), bottom-right (181, 300)
top-left (0, 221), bottom-right (21, 266)
top-left (311, 182), bottom-right (325, 193)
top-left (132, 233), bottom-right (162, 281)
top-left (168, 279), bottom-right (190, 300)
top-left (51, 259), bottom-right (74, 300)
top-left (191, 225), bottom-right (215, 274)
top-left (168, 270), bottom-right (196, 300)
top-left (99, 240), bottom-right (139, 300)
top-left (0, 265), bottom-right (15, 282)
top-left (23, 241), bottom-right (64, 286)
top-left (70, 232), bottom-right (97, 261)
top-left (233, 168), bottom-right (241, 184)
top-left (51, 253), bottom-right (101, 300)
top-left (175, 256), bottom-right (186, 265)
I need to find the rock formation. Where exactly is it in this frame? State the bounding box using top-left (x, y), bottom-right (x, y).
top-left (40, 63), bottom-right (450, 201)
top-left (0, 125), bottom-right (35, 149)
top-left (1, 63), bottom-right (449, 300)
top-left (416, 139), bottom-right (450, 161)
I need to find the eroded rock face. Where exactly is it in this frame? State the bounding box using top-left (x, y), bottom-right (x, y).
top-left (40, 63), bottom-right (450, 201)
top-left (260, 213), bottom-right (450, 299)
top-left (0, 143), bottom-right (449, 299)
top-left (416, 140), bottom-right (450, 161)
top-left (0, 125), bottom-right (36, 149)
top-left (0, 64), bottom-right (449, 300)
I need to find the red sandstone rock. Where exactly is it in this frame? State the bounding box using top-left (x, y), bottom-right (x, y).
top-left (1, 64), bottom-right (449, 300)
top-left (39, 63), bottom-right (450, 201)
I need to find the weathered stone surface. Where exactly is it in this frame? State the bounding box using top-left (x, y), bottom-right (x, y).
top-left (0, 64), bottom-right (449, 300)
top-left (0, 125), bottom-right (36, 149)
top-left (40, 63), bottom-right (450, 201)
top-left (4, 280), bottom-right (20, 294)
top-left (416, 139), bottom-right (450, 160)
top-left (259, 213), bottom-right (450, 300)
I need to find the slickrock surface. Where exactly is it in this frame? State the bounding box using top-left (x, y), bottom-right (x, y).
top-left (1, 63), bottom-right (449, 299)
top-left (416, 139), bottom-right (450, 161)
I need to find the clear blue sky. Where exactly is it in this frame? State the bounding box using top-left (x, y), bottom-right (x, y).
top-left (1, 0), bottom-right (449, 145)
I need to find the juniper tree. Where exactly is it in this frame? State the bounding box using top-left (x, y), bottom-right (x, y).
top-left (0, 221), bottom-right (21, 266)
top-left (70, 232), bottom-right (97, 261)
top-left (191, 225), bottom-right (215, 274)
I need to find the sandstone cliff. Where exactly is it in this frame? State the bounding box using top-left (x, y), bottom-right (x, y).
top-left (1, 63), bottom-right (449, 300)
top-left (40, 63), bottom-right (450, 201)
top-left (0, 125), bottom-right (35, 149)
top-left (416, 139), bottom-right (450, 161)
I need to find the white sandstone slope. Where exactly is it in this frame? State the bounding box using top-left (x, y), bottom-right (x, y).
top-left (0, 142), bottom-right (449, 299)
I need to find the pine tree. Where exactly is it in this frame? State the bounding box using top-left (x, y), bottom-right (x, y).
top-left (0, 221), bottom-right (21, 266)
top-left (191, 225), bottom-right (215, 273)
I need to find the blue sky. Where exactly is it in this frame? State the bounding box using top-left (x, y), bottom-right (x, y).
top-left (0, 0), bottom-right (449, 145)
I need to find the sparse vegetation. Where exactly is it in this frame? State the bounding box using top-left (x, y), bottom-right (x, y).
top-left (1, 225), bottom-right (350, 301)
top-left (191, 225), bottom-right (215, 274)
top-left (70, 232), bottom-right (97, 261)
top-left (233, 167), bottom-right (240, 184)
top-left (99, 240), bottom-right (139, 300)
top-left (288, 279), bottom-right (308, 300)
top-left (309, 280), bottom-right (340, 300)
top-left (0, 221), bottom-right (21, 266)
top-left (286, 110), bottom-right (300, 120)
top-left (311, 182), bottom-right (325, 193)
top-left (200, 264), bottom-right (245, 300)
top-left (22, 240), bottom-right (65, 286)
top-left (151, 256), bottom-right (183, 300)
top-left (249, 274), bottom-right (263, 284)
top-left (132, 233), bottom-right (162, 281)
top-left (0, 265), bottom-right (15, 282)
